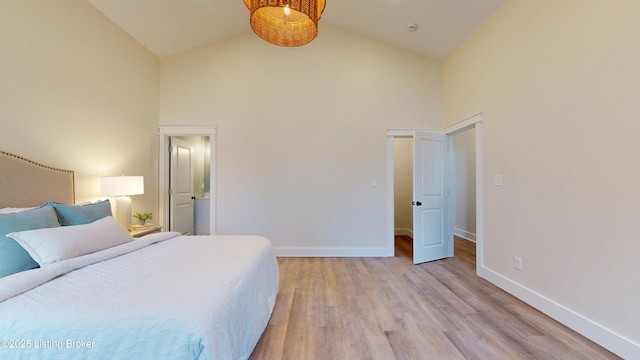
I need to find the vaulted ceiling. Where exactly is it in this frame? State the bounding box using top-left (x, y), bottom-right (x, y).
top-left (87, 0), bottom-right (504, 60)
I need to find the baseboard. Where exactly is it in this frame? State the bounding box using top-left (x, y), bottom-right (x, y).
top-left (273, 247), bottom-right (393, 257)
top-left (454, 227), bottom-right (476, 242)
top-left (478, 265), bottom-right (640, 359)
top-left (394, 228), bottom-right (413, 238)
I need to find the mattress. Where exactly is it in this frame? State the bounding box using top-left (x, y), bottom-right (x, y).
top-left (0, 233), bottom-right (279, 360)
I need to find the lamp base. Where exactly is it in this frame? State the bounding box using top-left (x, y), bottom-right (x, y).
top-left (114, 195), bottom-right (132, 230)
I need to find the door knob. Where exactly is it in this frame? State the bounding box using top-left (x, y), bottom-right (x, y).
top-left (412, 201), bottom-right (422, 206)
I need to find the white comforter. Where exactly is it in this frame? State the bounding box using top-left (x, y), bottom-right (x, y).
top-left (0, 233), bottom-right (279, 360)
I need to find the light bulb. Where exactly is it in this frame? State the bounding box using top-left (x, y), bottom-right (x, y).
top-left (284, 4), bottom-right (291, 16)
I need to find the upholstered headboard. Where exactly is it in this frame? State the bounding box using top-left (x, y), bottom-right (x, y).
top-left (0, 151), bottom-right (75, 207)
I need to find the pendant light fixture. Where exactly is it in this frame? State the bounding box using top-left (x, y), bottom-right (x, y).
top-left (244, 0), bottom-right (326, 47)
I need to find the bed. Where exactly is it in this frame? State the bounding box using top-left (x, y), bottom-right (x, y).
top-left (0, 151), bottom-right (279, 360)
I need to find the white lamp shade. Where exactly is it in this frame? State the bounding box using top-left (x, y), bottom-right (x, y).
top-left (101, 176), bottom-right (144, 196)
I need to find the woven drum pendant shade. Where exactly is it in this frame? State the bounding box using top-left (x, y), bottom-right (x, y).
top-left (244, 0), bottom-right (326, 47)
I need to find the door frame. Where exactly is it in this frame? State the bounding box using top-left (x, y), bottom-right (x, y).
top-left (158, 126), bottom-right (217, 235)
top-left (386, 128), bottom-right (442, 257)
top-left (386, 113), bottom-right (483, 273)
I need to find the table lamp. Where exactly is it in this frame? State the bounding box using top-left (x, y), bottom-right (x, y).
top-left (101, 176), bottom-right (144, 230)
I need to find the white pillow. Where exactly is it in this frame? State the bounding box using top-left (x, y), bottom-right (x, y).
top-left (7, 216), bottom-right (134, 266)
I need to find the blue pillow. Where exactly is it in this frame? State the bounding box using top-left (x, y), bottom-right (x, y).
top-left (49, 200), bottom-right (112, 226)
top-left (0, 204), bottom-right (60, 278)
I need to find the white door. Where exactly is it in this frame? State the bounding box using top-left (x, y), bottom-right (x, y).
top-left (170, 138), bottom-right (194, 235)
top-left (412, 131), bottom-right (452, 264)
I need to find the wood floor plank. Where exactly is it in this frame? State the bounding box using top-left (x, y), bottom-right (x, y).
top-left (250, 236), bottom-right (620, 360)
top-left (386, 313), bottom-right (465, 360)
top-left (249, 325), bottom-right (287, 360)
top-left (504, 302), bottom-right (620, 359)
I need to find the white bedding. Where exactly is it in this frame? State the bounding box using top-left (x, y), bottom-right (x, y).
top-left (0, 233), bottom-right (279, 360)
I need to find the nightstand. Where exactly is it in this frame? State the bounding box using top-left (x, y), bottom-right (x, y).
top-left (130, 226), bottom-right (162, 238)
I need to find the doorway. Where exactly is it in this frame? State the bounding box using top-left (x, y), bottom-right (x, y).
top-left (390, 131), bottom-right (453, 264)
top-left (392, 137), bottom-right (414, 239)
top-left (452, 125), bottom-right (477, 243)
top-left (159, 126), bottom-right (217, 236)
top-left (387, 113), bottom-right (483, 272)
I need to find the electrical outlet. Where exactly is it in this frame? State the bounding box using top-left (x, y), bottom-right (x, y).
top-left (514, 256), bottom-right (523, 271)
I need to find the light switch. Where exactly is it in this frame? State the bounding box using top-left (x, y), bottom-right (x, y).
top-left (493, 175), bottom-right (503, 186)
top-left (371, 178), bottom-right (377, 187)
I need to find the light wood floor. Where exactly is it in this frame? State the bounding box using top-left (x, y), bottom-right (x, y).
top-left (250, 236), bottom-right (619, 359)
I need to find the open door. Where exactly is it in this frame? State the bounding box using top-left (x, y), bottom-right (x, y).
top-left (169, 137), bottom-right (194, 235)
top-left (413, 131), bottom-right (452, 264)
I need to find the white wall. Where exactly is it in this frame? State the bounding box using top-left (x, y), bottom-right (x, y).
top-left (393, 138), bottom-right (413, 235)
top-left (444, 0), bottom-right (640, 356)
top-left (0, 0), bottom-right (159, 214)
top-left (159, 24), bottom-right (442, 254)
top-left (453, 129), bottom-right (476, 240)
